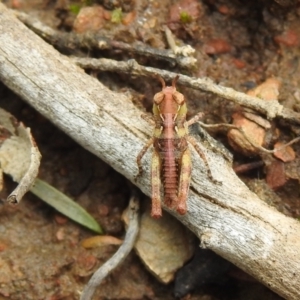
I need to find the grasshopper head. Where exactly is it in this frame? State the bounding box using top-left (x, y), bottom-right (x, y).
top-left (153, 76), bottom-right (185, 115)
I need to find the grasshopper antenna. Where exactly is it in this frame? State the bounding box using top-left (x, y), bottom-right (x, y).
top-left (156, 75), bottom-right (166, 89)
top-left (172, 75), bottom-right (180, 88)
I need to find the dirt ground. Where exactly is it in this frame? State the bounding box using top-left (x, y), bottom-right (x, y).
top-left (1, 0), bottom-right (300, 299)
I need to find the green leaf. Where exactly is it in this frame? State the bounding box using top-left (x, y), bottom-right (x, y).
top-left (69, 4), bottom-right (81, 15)
top-left (111, 8), bottom-right (122, 24)
top-left (30, 178), bottom-right (102, 233)
top-left (180, 11), bottom-right (192, 23)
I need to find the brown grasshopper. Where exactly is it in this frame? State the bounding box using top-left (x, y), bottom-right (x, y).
top-left (136, 76), bottom-right (218, 218)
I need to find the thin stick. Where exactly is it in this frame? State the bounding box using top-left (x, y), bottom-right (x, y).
top-left (233, 161), bottom-right (264, 174)
top-left (199, 121), bottom-right (300, 154)
top-left (6, 127), bottom-right (41, 203)
top-left (70, 56), bottom-right (300, 125)
top-left (14, 10), bottom-right (194, 68)
top-left (80, 192), bottom-right (140, 300)
top-left (164, 25), bottom-right (196, 59)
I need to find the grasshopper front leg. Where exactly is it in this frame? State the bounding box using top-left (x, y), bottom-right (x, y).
top-left (177, 148), bottom-right (192, 215)
top-left (135, 137), bottom-right (154, 180)
top-left (151, 149), bottom-right (162, 218)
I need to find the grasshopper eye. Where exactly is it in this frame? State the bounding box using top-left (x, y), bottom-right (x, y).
top-left (154, 91), bottom-right (165, 104)
top-left (172, 91), bottom-right (185, 104)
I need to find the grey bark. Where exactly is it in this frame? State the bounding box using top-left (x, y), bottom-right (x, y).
top-left (0, 4), bottom-right (300, 299)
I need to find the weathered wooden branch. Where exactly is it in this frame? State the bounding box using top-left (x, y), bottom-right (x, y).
top-left (1, 4), bottom-right (300, 299)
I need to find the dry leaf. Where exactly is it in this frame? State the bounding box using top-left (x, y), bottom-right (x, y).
top-left (81, 235), bottom-right (123, 249)
top-left (124, 202), bottom-right (195, 284)
top-left (273, 141), bottom-right (296, 162)
top-left (227, 78), bottom-right (280, 156)
top-left (247, 78), bottom-right (281, 101)
top-left (266, 160), bottom-right (286, 189)
top-left (0, 108), bottom-right (41, 203)
top-left (228, 112), bottom-right (266, 156)
top-left (243, 112), bottom-right (271, 129)
top-left (73, 6), bottom-right (107, 33)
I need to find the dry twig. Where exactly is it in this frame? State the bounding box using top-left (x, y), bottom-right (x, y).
top-left (6, 127), bottom-right (41, 203)
top-left (14, 10), bottom-right (194, 68)
top-left (70, 56), bottom-right (300, 124)
top-left (80, 192), bottom-right (140, 300)
top-left (0, 109), bottom-right (41, 203)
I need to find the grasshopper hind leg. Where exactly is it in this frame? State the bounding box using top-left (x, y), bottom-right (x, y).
top-left (151, 149), bottom-right (162, 218)
top-left (177, 148), bottom-right (192, 215)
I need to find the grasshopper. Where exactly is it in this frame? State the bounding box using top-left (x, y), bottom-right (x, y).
top-left (136, 76), bottom-right (217, 218)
